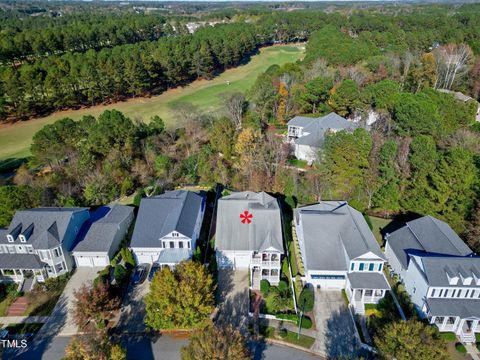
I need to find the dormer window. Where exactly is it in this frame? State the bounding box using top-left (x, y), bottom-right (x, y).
top-left (19, 235), bottom-right (26, 243)
top-left (461, 275), bottom-right (473, 286)
top-left (7, 235), bottom-right (14, 243)
top-left (447, 274), bottom-right (459, 285)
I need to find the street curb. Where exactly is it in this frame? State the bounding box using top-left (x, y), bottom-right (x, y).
top-left (264, 338), bottom-right (325, 358)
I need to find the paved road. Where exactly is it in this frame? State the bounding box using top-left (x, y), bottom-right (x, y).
top-left (4, 334), bottom-right (322, 360)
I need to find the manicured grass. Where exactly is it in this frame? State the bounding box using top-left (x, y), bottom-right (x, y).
top-left (0, 293), bottom-right (15, 317)
top-left (341, 289), bottom-right (349, 305)
top-left (0, 44), bottom-right (304, 161)
top-left (455, 342), bottom-right (467, 353)
top-left (5, 323), bottom-right (44, 334)
top-left (259, 325), bottom-right (315, 349)
top-left (369, 216), bottom-right (392, 247)
top-left (439, 332), bottom-right (457, 342)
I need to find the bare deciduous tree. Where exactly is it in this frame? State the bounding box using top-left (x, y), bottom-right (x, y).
top-left (434, 44), bottom-right (473, 90)
top-left (221, 91), bottom-right (246, 130)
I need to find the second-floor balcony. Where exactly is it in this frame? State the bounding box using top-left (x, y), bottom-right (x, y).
top-left (251, 253), bottom-right (281, 267)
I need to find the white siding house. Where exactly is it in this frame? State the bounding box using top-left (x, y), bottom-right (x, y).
top-left (215, 191), bottom-right (284, 290)
top-left (130, 190), bottom-right (205, 267)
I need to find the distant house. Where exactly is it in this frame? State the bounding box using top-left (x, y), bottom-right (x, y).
top-left (287, 112), bottom-right (358, 164)
top-left (294, 201), bottom-right (390, 315)
top-left (437, 89), bottom-right (480, 122)
top-left (0, 208), bottom-right (90, 283)
top-left (215, 191), bottom-right (283, 290)
top-left (385, 216), bottom-right (480, 343)
top-left (130, 190), bottom-right (205, 268)
top-left (72, 205), bottom-right (134, 267)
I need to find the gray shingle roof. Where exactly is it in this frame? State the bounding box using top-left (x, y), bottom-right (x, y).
top-left (347, 272), bottom-right (390, 290)
top-left (417, 256), bottom-right (480, 287)
top-left (0, 254), bottom-right (44, 269)
top-left (157, 249), bottom-right (191, 264)
top-left (287, 116), bottom-right (316, 127)
top-left (295, 201), bottom-right (385, 272)
top-left (215, 191), bottom-right (283, 252)
top-left (426, 298), bottom-right (480, 318)
top-left (0, 208), bottom-right (89, 249)
top-left (386, 216), bottom-right (473, 270)
top-left (73, 205), bottom-right (134, 253)
top-left (130, 190), bottom-right (204, 249)
top-left (291, 112), bottom-right (358, 147)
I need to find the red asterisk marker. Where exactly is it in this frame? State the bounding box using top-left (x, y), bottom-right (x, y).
top-left (240, 210), bottom-right (253, 224)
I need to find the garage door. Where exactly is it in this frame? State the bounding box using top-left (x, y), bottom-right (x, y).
top-left (135, 254), bottom-right (156, 264)
top-left (93, 256), bottom-right (108, 267)
top-left (234, 254), bottom-right (250, 269)
top-left (76, 256), bottom-right (92, 267)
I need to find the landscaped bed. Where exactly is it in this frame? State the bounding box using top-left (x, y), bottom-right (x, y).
top-left (0, 283), bottom-right (18, 317)
top-left (258, 325), bottom-right (315, 349)
top-left (23, 274), bottom-right (70, 316)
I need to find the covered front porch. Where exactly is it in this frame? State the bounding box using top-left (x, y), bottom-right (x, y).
top-left (251, 267), bottom-right (280, 290)
top-left (426, 298), bottom-right (480, 344)
top-left (0, 254), bottom-right (47, 283)
top-left (346, 272), bottom-right (390, 315)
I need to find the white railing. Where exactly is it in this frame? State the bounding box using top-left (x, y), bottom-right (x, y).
top-left (251, 258), bottom-right (281, 267)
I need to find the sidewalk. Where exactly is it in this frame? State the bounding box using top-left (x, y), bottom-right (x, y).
top-left (0, 316), bottom-right (49, 326)
top-left (466, 344), bottom-right (480, 360)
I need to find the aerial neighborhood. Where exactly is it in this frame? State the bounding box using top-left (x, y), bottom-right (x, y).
top-left (1, 2), bottom-right (480, 360)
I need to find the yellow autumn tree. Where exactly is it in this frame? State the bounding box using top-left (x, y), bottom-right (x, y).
top-left (276, 82), bottom-right (289, 124)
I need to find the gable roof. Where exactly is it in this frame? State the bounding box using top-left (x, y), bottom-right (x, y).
top-left (287, 116), bottom-right (316, 127)
top-left (415, 256), bottom-right (480, 287)
top-left (386, 216), bottom-right (473, 269)
top-left (215, 191), bottom-right (283, 253)
top-left (130, 190), bottom-right (204, 249)
top-left (295, 201), bottom-right (385, 271)
top-left (292, 112), bottom-right (357, 148)
top-left (1, 208), bottom-right (89, 249)
top-left (73, 205), bottom-right (134, 253)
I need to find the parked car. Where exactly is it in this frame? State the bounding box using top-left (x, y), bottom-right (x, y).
top-left (0, 330), bottom-right (9, 340)
top-left (132, 264), bottom-right (150, 285)
top-left (148, 264), bottom-right (161, 282)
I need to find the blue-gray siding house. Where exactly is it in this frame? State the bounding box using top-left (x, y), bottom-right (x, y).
top-left (385, 216), bottom-right (480, 343)
top-left (0, 208), bottom-right (90, 283)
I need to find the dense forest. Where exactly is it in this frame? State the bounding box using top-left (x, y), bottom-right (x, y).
top-left (1, 4), bottom-right (480, 121)
top-left (1, 3), bottom-right (480, 254)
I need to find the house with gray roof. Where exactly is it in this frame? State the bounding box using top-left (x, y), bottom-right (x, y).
top-left (215, 191), bottom-right (283, 290)
top-left (438, 89), bottom-right (480, 122)
top-left (294, 201), bottom-right (390, 315)
top-left (129, 190), bottom-right (205, 267)
top-left (287, 112), bottom-right (358, 164)
top-left (72, 205), bottom-right (134, 267)
top-left (385, 216), bottom-right (480, 343)
top-left (0, 208), bottom-right (89, 284)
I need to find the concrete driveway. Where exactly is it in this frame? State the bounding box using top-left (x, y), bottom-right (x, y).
top-left (312, 290), bottom-right (358, 358)
top-left (47, 267), bottom-right (103, 336)
top-left (215, 269), bottom-right (249, 333)
top-left (116, 279), bottom-right (150, 334)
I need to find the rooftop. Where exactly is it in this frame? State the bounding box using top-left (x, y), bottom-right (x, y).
top-left (295, 201), bottom-right (385, 272)
top-left (130, 190), bottom-right (204, 249)
top-left (215, 191), bottom-right (283, 252)
top-left (386, 216), bottom-right (473, 270)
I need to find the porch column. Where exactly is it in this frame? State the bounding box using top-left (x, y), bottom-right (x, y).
top-left (473, 320), bottom-right (479, 333)
top-left (454, 317), bottom-right (461, 332)
top-left (0, 269), bottom-right (4, 276)
top-left (361, 289), bottom-right (365, 302)
top-left (431, 316), bottom-right (436, 325)
top-left (441, 317), bottom-right (448, 331)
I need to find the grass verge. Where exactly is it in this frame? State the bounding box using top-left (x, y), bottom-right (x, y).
top-left (259, 325), bottom-right (315, 349)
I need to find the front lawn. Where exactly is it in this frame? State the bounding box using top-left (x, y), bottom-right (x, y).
top-left (368, 216), bottom-right (392, 247)
top-left (288, 159), bottom-right (308, 169)
top-left (258, 325), bottom-right (315, 349)
top-left (24, 274), bottom-right (70, 316)
top-left (5, 323), bottom-right (44, 334)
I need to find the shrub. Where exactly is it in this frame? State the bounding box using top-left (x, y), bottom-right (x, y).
top-left (133, 189), bottom-right (144, 207)
top-left (300, 316), bottom-right (312, 329)
top-left (278, 280), bottom-right (288, 294)
top-left (279, 328), bottom-right (288, 338)
top-left (455, 343), bottom-right (467, 353)
top-left (44, 273), bottom-right (70, 292)
top-left (114, 264), bottom-right (127, 285)
top-left (120, 248), bottom-right (135, 268)
top-left (298, 286), bottom-right (314, 312)
top-left (260, 280), bottom-right (270, 297)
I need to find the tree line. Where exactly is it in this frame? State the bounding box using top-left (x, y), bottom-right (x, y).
top-left (2, 4), bottom-right (480, 121)
top-left (0, 13), bottom-right (173, 65)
